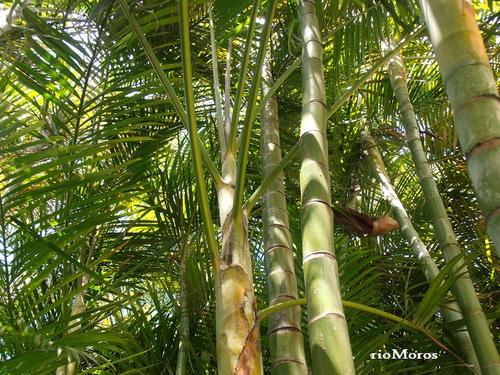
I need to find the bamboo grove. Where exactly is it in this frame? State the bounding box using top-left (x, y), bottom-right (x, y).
top-left (0, 0), bottom-right (498, 374)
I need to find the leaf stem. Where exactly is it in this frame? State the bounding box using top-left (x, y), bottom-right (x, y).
top-left (245, 141), bottom-right (299, 214)
top-left (178, 0), bottom-right (220, 271)
top-left (233, 0), bottom-right (278, 221)
top-left (326, 25), bottom-right (424, 119)
top-left (118, 0), bottom-right (222, 187)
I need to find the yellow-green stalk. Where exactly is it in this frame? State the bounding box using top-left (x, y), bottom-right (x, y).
top-left (298, 1), bottom-right (355, 374)
top-left (261, 56), bottom-right (307, 375)
top-left (363, 131), bottom-right (480, 373)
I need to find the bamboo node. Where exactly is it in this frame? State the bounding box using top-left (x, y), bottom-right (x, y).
top-left (308, 311), bottom-right (345, 325)
top-left (467, 137), bottom-right (500, 159)
top-left (301, 198), bottom-right (332, 209)
top-left (303, 250), bottom-right (336, 263)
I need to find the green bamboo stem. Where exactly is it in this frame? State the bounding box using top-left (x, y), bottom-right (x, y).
top-left (418, 0), bottom-right (500, 259)
top-left (298, 1), bottom-right (355, 374)
top-left (363, 132), bottom-right (480, 373)
top-left (384, 47), bottom-right (483, 372)
top-left (233, 0), bottom-right (277, 222)
top-left (415, 2), bottom-right (500, 372)
top-left (260, 56), bottom-right (307, 375)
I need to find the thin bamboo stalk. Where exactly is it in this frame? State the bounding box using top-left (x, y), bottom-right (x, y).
top-left (363, 132), bottom-right (480, 373)
top-left (208, 5), bottom-right (226, 159)
top-left (227, 0), bottom-right (261, 151)
top-left (384, 47), bottom-right (481, 372)
top-left (119, 0), bottom-right (223, 191)
top-left (298, 1), bottom-right (355, 374)
top-left (260, 56), bottom-right (307, 375)
top-left (178, 0), bottom-right (219, 272)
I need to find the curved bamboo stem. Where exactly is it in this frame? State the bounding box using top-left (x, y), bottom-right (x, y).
top-left (384, 46), bottom-right (481, 372)
top-left (363, 131), bottom-right (480, 373)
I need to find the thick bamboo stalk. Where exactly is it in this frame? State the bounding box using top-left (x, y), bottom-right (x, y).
top-left (417, 0), bottom-right (500, 258)
top-left (363, 132), bottom-right (480, 373)
top-left (215, 170), bottom-right (263, 374)
top-left (416, 1), bottom-right (500, 372)
top-left (298, 1), bottom-right (355, 374)
top-left (260, 57), bottom-right (307, 375)
top-left (178, 2), bottom-right (262, 373)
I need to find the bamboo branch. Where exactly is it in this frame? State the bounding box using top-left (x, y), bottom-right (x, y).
top-left (257, 298), bottom-right (466, 365)
top-left (226, 0), bottom-right (260, 152)
top-left (118, 0), bottom-right (222, 187)
top-left (233, 0), bottom-right (278, 221)
top-left (224, 39), bottom-right (233, 145)
top-left (245, 141), bottom-right (299, 214)
top-left (208, 5), bottom-right (226, 158)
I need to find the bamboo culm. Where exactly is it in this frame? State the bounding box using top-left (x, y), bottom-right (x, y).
top-left (298, 1), bottom-right (355, 374)
top-left (261, 56), bottom-right (307, 375)
top-left (363, 130), bottom-right (479, 373)
top-left (418, 1), bottom-right (500, 255)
